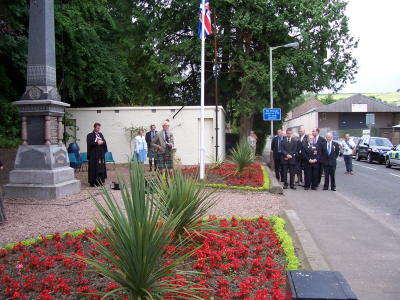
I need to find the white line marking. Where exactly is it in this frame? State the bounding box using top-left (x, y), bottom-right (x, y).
top-left (389, 173), bottom-right (400, 178)
top-left (352, 163), bottom-right (376, 170)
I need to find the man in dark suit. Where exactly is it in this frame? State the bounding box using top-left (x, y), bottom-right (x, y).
top-left (281, 128), bottom-right (298, 189)
top-left (87, 123), bottom-right (108, 187)
top-left (296, 127), bottom-right (308, 185)
top-left (311, 128), bottom-right (326, 185)
top-left (145, 125), bottom-right (158, 171)
top-left (302, 135), bottom-right (321, 190)
top-left (320, 132), bottom-right (340, 191)
top-left (271, 129), bottom-right (284, 181)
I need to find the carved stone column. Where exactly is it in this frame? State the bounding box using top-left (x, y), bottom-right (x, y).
top-left (21, 116), bottom-right (28, 145)
top-left (44, 116), bottom-right (51, 145)
top-left (57, 116), bottom-right (63, 145)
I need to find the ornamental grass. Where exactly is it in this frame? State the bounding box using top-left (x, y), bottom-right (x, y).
top-left (229, 141), bottom-right (255, 174)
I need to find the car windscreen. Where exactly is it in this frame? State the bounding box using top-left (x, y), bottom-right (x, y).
top-left (369, 138), bottom-right (393, 147)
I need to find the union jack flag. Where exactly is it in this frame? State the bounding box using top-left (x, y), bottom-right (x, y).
top-left (197, 0), bottom-right (212, 38)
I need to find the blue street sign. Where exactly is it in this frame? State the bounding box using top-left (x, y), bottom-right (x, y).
top-left (263, 108), bottom-right (281, 121)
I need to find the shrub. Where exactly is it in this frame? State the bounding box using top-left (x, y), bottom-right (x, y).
top-left (154, 170), bottom-right (217, 237)
top-left (85, 162), bottom-right (203, 299)
top-left (229, 141), bottom-right (255, 174)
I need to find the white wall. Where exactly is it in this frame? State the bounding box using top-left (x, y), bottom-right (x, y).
top-left (66, 106), bottom-right (225, 165)
top-left (283, 111), bottom-right (318, 134)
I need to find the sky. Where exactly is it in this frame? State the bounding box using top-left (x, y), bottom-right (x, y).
top-left (339, 0), bottom-right (400, 93)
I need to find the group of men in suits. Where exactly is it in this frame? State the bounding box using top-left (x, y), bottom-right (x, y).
top-left (272, 127), bottom-right (340, 191)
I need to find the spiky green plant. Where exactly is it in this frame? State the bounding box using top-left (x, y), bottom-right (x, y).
top-left (85, 162), bottom-right (204, 299)
top-left (154, 170), bottom-right (217, 238)
top-left (229, 141), bottom-right (255, 174)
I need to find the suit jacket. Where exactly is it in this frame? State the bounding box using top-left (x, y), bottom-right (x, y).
top-left (297, 134), bottom-right (308, 159)
top-left (145, 130), bottom-right (157, 149)
top-left (271, 136), bottom-right (284, 160)
top-left (302, 143), bottom-right (320, 166)
top-left (320, 141), bottom-right (340, 166)
top-left (281, 137), bottom-right (298, 165)
top-left (151, 130), bottom-right (174, 153)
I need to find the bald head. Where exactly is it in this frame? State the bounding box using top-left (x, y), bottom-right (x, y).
top-left (325, 132), bottom-right (333, 142)
top-left (299, 127), bottom-right (305, 137)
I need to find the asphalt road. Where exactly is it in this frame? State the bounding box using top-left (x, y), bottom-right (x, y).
top-left (285, 156), bottom-right (400, 300)
top-left (335, 156), bottom-right (400, 235)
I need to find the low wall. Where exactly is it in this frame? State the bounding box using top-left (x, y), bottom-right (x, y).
top-left (0, 148), bottom-right (17, 187)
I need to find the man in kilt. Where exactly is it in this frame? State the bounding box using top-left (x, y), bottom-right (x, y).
top-left (151, 121), bottom-right (174, 176)
top-left (145, 125), bottom-right (158, 171)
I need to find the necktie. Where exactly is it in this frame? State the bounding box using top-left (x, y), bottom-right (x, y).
top-left (314, 137), bottom-right (317, 145)
top-left (328, 142), bottom-right (331, 155)
top-left (165, 131), bottom-right (169, 143)
top-left (152, 131), bottom-right (154, 138)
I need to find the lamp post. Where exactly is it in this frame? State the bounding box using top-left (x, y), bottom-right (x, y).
top-left (269, 42), bottom-right (299, 137)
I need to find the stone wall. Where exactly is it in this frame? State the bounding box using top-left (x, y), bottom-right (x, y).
top-left (0, 148), bottom-right (18, 186)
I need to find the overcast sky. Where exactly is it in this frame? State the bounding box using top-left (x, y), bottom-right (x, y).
top-left (339, 0), bottom-right (400, 93)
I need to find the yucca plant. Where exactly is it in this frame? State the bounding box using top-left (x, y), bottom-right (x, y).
top-left (154, 170), bottom-right (217, 238)
top-left (229, 141), bottom-right (255, 174)
top-left (85, 162), bottom-right (204, 299)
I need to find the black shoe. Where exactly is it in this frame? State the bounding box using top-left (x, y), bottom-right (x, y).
top-left (304, 187), bottom-right (310, 190)
top-left (290, 186), bottom-right (296, 190)
top-left (323, 187), bottom-right (328, 190)
top-left (283, 184), bottom-right (288, 189)
top-left (331, 188), bottom-right (336, 191)
top-left (311, 187), bottom-right (317, 190)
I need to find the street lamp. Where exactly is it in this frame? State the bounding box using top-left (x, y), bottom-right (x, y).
top-left (269, 42), bottom-right (299, 137)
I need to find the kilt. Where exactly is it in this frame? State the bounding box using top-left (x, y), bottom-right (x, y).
top-left (157, 149), bottom-right (173, 170)
top-left (148, 148), bottom-right (157, 159)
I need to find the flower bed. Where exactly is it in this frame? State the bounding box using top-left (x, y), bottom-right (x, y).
top-left (182, 163), bottom-right (269, 190)
top-left (0, 217), bottom-right (298, 299)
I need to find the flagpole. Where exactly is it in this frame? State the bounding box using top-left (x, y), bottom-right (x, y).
top-left (200, 0), bottom-right (206, 180)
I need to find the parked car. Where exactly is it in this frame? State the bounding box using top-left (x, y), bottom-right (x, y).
top-left (385, 144), bottom-right (400, 168)
top-left (355, 136), bottom-right (393, 164)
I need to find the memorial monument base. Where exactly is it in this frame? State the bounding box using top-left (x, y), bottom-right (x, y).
top-left (4, 145), bottom-right (81, 199)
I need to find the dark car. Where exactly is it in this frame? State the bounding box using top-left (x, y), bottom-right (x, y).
top-left (355, 136), bottom-right (393, 164)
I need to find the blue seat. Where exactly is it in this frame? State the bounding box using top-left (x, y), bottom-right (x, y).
top-left (79, 152), bottom-right (89, 171)
top-left (105, 152), bottom-right (115, 165)
top-left (68, 153), bottom-right (81, 170)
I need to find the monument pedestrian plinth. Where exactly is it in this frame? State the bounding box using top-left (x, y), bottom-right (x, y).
top-left (3, 0), bottom-right (80, 199)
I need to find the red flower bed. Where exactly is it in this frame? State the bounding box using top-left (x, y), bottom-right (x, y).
top-left (182, 163), bottom-right (264, 187)
top-left (0, 218), bottom-right (287, 299)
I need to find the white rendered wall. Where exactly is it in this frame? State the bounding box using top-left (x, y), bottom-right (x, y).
top-left (66, 106), bottom-right (225, 165)
top-left (283, 111), bottom-right (318, 134)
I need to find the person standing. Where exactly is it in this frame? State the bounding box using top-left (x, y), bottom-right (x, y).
top-left (341, 134), bottom-right (355, 174)
top-left (302, 135), bottom-right (321, 190)
top-left (151, 121), bottom-right (174, 176)
top-left (86, 123), bottom-right (108, 187)
top-left (296, 127), bottom-right (308, 185)
top-left (145, 125), bottom-right (158, 171)
top-left (311, 128), bottom-right (325, 185)
top-left (320, 132), bottom-right (340, 191)
top-left (134, 129), bottom-right (148, 163)
top-left (271, 129), bottom-right (284, 181)
top-left (247, 131), bottom-right (258, 156)
top-left (281, 128), bottom-right (298, 189)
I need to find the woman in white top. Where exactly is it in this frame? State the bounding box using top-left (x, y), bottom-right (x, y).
top-left (247, 131), bottom-right (258, 156)
top-left (134, 129), bottom-right (148, 163)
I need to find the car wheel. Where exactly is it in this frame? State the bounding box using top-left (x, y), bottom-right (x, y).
top-left (355, 152), bottom-right (361, 161)
top-left (385, 157), bottom-right (392, 168)
top-left (367, 153), bottom-right (373, 164)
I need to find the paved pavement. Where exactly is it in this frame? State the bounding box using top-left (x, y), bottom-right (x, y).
top-left (285, 158), bottom-right (400, 300)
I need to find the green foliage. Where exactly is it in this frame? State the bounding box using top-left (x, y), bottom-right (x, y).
top-left (269, 216), bottom-right (301, 270)
top-left (85, 162), bottom-right (202, 299)
top-left (229, 141), bottom-right (255, 174)
top-left (0, 100), bottom-right (20, 147)
top-left (155, 171), bottom-right (217, 237)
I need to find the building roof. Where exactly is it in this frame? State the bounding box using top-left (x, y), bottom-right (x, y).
top-left (290, 98), bottom-right (324, 119)
top-left (316, 94), bottom-right (400, 113)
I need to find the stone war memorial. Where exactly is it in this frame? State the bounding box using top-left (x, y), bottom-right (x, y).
top-left (4, 0), bottom-right (80, 199)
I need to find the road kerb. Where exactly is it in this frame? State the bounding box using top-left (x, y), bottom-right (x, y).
top-left (282, 209), bottom-right (331, 270)
top-left (263, 164), bottom-right (284, 194)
